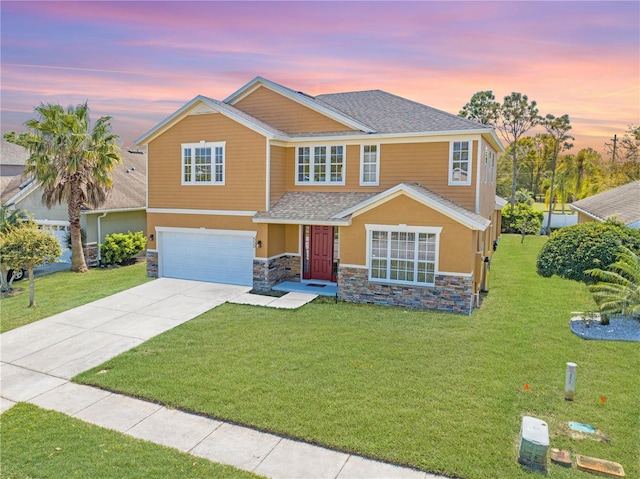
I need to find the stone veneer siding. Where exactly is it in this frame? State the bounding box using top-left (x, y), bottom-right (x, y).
top-left (83, 243), bottom-right (99, 267)
top-left (338, 266), bottom-right (474, 314)
top-left (253, 255), bottom-right (301, 291)
top-left (146, 250), bottom-right (159, 278)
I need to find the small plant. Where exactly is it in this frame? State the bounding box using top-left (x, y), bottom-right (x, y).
top-left (581, 311), bottom-right (598, 328)
top-left (501, 202), bottom-right (543, 235)
top-left (100, 231), bottom-right (146, 266)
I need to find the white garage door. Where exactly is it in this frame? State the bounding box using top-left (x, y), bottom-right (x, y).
top-left (159, 228), bottom-right (255, 286)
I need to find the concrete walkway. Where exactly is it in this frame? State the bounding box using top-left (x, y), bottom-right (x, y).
top-left (1, 278), bottom-right (444, 479)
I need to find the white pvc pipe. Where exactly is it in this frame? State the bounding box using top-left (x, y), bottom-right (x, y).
top-left (565, 362), bottom-right (577, 400)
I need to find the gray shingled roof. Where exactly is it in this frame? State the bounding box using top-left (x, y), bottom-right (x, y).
top-left (254, 183), bottom-right (491, 230)
top-left (2, 147), bottom-right (146, 212)
top-left (315, 90), bottom-right (492, 134)
top-left (86, 148), bottom-right (146, 212)
top-left (254, 191), bottom-right (378, 224)
top-left (570, 181), bottom-right (640, 226)
top-left (1, 138), bottom-right (29, 166)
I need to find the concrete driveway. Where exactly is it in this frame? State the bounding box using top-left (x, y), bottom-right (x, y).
top-left (1, 278), bottom-right (250, 386)
top-left (0, 278), bottom-right (441, 479)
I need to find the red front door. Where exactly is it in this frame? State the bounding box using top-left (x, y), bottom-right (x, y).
top-left (310, 226), bottom-right (333, 281)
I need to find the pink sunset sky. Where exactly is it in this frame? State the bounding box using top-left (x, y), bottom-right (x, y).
top-left (1, 1), bottom-right (638, 154)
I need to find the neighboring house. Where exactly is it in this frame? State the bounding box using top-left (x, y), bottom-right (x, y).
top-left (0, 141), bottom-right (147, 263)
top-left (137, 76), bottom-right (504, 314)
top-left (570, 181), bottom-right (640, 229)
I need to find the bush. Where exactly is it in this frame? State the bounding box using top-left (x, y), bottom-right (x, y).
top-left (100, 231), bottom-right (147, 266)
top-left (501, 203), bottom-right (543, 234)
top-left (536, 220), bottom-right (640, 284)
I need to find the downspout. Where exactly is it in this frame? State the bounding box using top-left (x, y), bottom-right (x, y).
top-left (265, 137), bottom-right (271, 211)
top-left (97, 212), bottom-right (108, 262)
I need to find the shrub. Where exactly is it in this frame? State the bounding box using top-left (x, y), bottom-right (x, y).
top-left (100, 231), bottom-right (147, 266)
top-left (501, 203), bottom-right (543, 234)
top-left (536, 220), bottom-right (640, 284)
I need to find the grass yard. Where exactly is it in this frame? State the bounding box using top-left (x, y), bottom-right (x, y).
top-left (0, 403), bottom-right (262, 479)
top-left (74, 235), bottom-right (639, 479)
top-left (0, 262), bottom-right (152, 333)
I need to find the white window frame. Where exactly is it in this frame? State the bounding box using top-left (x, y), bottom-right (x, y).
top-left (295, 145), bottom-right (346, 185)
top-left (483, 146), bottom-right (497, 185)
top-left (360, 144), bottom-right (379, 186)
top-left (365, 224), bottom-right (442, 287)
top-left (448, 140), bottom-right (472, 186)
top-left (182, 141), bottom-right (225, 185)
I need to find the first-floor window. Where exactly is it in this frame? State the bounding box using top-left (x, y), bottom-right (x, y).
top-left (182, 141), bottom-right (225, 185)
top-left (369, 227), bottom-right (439, 285)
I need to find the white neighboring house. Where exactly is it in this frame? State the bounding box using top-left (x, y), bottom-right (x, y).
top-left (570, 181), bottom-right (640, 229)
top-left (1, 139), bottom-right (147, 272)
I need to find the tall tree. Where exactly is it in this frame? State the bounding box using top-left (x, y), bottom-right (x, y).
top-left (495, 93), bottom-right (540, 208)
top-left (4, 102), bottom-right (121, 272)
top-left (541, 114), bottom-right (573, 234)
top-left (458, 91), bottom-right (499, 125)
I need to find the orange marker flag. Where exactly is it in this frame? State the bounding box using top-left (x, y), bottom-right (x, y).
top-left (600, 396), bottom-right (606, 403)
top-left (524, 383), bottom-right (530, 391)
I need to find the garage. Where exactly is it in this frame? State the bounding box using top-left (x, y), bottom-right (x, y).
top-left (158, 227), bottom-right (256, 286)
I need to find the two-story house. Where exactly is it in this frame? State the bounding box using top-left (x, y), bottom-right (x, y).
top-left (137, 77), bottom-right (504, 314)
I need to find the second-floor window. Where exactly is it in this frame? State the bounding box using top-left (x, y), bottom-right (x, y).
top-left (182, 142), bottom-right (225, 185)
top-left (360, 144), bottom-right (379, 186)
top-left (484, 147), bottom-right (496, 184)
top-left (449, 141), bottom-right (471, 186)
top-left (297, 145), bottom-right (345, 185)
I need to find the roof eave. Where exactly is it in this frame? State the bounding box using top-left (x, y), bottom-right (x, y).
top-left (253, 216), bottom-right (351, 226)
top-left (136, 96), bottom-right (277, 146)
top-left (569, 204), bottom-right (605, 222)
top-left (82, 207), bottom-right (147, 215)
top-left (333, 183), bottom-right (489, 231)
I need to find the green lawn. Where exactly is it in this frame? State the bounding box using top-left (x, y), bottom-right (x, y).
top-left (0, 403), bottom-right (262, 479)
top-left (74, 235), bottom-right (638, 479)
top-left (0, 262), bottom-right (152, 333)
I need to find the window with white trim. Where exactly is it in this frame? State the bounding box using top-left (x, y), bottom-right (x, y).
top-left (368, 226), bottom-right (440, 286)
top-left (182, 142), bottom-right (225, 185)
top-left (449, 141), bottom-right (471, 185)
top-left (360, 144), bottom-right (379, 185)
top-left (296, 145), bottom-right (344, 184)
top-left (483, 147), bottom-right (496, 184)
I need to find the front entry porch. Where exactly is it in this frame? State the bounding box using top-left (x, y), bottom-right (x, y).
top-left (273, 279), bottom-right (338, 297)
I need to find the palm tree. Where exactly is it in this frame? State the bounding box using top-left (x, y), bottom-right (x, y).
top-left (4, 102), bottom-right (121, 272)
top-left (587, 247), bottom-right (640, 321)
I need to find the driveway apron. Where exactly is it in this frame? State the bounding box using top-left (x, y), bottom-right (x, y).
top-left (1, 278), bottom-right (444, 479)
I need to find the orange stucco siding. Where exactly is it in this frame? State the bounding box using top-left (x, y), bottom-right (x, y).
top-left (269, 145), bottom-right (287, 207)
top-left (340, 194), bottom-right (475, 274)
top-left (275, 141), bottom-right (478, 212)
top-left (234, 86), bottom-right (354, 134)
top-left (147, 113), bottom-right (266, 211)
top-left (147, 212), bottom-right (268, 258)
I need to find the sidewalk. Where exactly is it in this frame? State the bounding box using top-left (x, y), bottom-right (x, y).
top-left (1, 278), bottom-right (445, 479)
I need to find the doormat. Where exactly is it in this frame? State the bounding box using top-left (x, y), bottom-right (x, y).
top-left (307, 283), bottom-right (327, 288)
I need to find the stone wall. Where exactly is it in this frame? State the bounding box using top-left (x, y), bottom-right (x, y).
top-left (338, 266), bottom-right (474, 314)
top-left (146, 250), bottom-right (159, 278)
top-left (253, 255), bottom-right (301, 291)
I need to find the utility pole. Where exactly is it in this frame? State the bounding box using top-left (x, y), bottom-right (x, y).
top-left (611, 134), bottom-right (618, 164)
